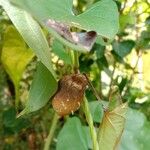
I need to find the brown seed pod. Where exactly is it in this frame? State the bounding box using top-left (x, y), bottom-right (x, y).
top-left (52, 73), bottom-right (88, 116)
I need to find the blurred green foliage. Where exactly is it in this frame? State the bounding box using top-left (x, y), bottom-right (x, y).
top-left (0, 0), bottom-right (150, 149)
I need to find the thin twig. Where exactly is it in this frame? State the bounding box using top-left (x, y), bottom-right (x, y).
top-left (108, 62), bottom-right (116, 99)
top-left (120, 0), bottom-right (127, 14)
top-left (84, 73), bottom-right (102, 101)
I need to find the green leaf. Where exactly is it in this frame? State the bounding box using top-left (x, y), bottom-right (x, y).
top-left (113, 40), bottom-right (135, 58)
top-left (3, 107), bottom-right (30, 134)
top-left (89, 101), bottom-right (104, 123)
top-left (52, 40), bottom-right (72, 65)
top-left (11, 0), bottom-right (119, 51)
top-left (75, 0), bottom-right (119, 39)
top-left (120, 108), bottom-right (150, 150)
top-left (94, 44), bottom-right (105, 59)
top-left (83, 126), bottom-right (92, 149)
top-left (57, 117), bottom-right (90, 150)
top-left (1, 0), bottom-right (56, 77)
top-left (1, 26), bottom-right (34, 107)
top-left (1, 26), bottom-right (34, 85)
top-left (98, 103), bottom-right (128, 150)
top-left (119, 13), bottom-right (136, 31)
top-left (18, 62), bottom-right (57, 117)
top-left (108, 86), bottom-right (122, 111)
top-left (3, 107), bottom-right (16, 127)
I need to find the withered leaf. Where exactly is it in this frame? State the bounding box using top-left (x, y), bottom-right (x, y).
top-left (46, 19), bottom-right (97, 51)
top-left (98, 103), bottom-right (128, 150)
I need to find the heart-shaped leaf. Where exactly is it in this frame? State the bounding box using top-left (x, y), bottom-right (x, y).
top-left (11, 0), bottom-right (119, 51)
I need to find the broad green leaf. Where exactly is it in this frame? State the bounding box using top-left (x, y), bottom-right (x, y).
top-left (18, 62), bottom-right (57, 117)
top-left (89, 101), bottom-right (104, 123)
top-left (113, 40), bottom-right (135, 58)
top-left (98, 103), bottom-right (128, 150)
top-left (120, 108), bottom-right (150, 150)
top-left (52, 40), bottom-right (72, 65)
top-left (0, 0), bottom-right (56, 77)
top-left (57, 117), bottom-right (90, 150)
top-left (75, 0), bottom-right (119, 39)
top-left (1, 26), bottom-right (34, 107)
top-left (11, 0), bottom-right (119, 51)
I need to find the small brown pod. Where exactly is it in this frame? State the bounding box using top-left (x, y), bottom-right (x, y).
top-left (52, 73), bottom-right (88, 116)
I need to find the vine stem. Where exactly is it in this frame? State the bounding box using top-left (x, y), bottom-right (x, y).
top-left (73, 50), bottom-right (99, 149)
top-left (44, 112), bottom-right (59, 150)
top-left (73, 51), bottom-right (79, 73)
top-left (83, 97), bottom-right (99, 150)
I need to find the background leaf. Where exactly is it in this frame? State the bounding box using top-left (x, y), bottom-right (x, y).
top-left (98, 103), bottom-right (128, 150)
top-left (120, 108), bottom-right (150, 150)
top-left (2, 107), bottom-right (30, 134)
top-left (89, 101), bottom-right (104, 123)
top-left (113, 40), bottom-right (135, 58)
top-left (57, 117), bottom-right (90, 150)
top-left (1, 26), bottom-right (34, 106)
top-left (1, 0), bottom-right (56, 77)
top-left (1, 26), bottom-right (34, 86)
top-left (52, 40), bottom-right (72, 65)
top-left (18, 62), bottom-right (57, 116)
top-left (119, 13), bottom-right (136, 31)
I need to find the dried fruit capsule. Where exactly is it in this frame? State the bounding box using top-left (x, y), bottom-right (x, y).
top-left (52, 73), bottom-right (88, 116)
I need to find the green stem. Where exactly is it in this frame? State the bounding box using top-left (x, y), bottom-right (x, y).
top-left (44, 112), bottom-right (59, 150)
top-left (73, 51), bottom-right (79, 73)
top-left (83, 97), bottom-right (99, 150)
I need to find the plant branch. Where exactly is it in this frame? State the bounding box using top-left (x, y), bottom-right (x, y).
top-left (84, 73), bottom-right (102, 101)
top-left (44, 112), bottom-right (59, 150)
top-left (108, 62), bottom-right (116, 99)
top-left (82, 97), bottom-right (99, 150)
top-left (120, 0), bottom-right (127, 14)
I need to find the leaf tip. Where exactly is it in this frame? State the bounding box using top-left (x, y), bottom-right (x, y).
top-left (16, 108), bottom-right (28, 118)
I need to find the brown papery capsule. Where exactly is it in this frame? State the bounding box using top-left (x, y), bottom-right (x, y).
top-left (52, 73), bottom-right (88, 116)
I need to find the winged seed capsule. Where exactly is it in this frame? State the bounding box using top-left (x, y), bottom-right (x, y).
top-left (52, 73), bottom-right (88, 116)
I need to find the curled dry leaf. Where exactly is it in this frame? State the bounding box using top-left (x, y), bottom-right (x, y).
top-left (52, 73), bottom-right (88, 116)
top-left (46, 19), bottom-right (97, 51)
